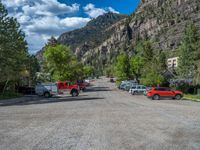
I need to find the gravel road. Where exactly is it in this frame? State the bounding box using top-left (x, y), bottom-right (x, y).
top-left (0, 77), bottom-right (200, 150)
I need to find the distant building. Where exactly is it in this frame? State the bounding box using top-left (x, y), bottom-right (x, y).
top-left (167, 57), bottom-right (179, 68)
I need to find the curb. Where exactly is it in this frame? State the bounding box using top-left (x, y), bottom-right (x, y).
top-left (183, 98), bottom-right (200, 102)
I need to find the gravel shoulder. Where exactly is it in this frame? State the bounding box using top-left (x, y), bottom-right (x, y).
top-left (0, 77), bottom-right (200, 150)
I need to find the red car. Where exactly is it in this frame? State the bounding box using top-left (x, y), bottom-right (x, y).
top-left (147, 87), bottom-right (183, 100)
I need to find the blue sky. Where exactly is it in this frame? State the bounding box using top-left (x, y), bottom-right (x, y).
top-left (2, 0), bottom-right (140, 53)
top-left (61, 0), bottom-right (140, 16)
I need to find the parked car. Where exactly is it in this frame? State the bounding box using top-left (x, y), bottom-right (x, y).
top-left (119, 80), bottom-right (138, 91)
top-left (125, 81), bottom-right (138, 91)
top-left (147, 87), bottom-right (183, 100)
top-left (119, 82), bottom-right (127, 90)
top-left (143, 87), bottom-right (152, 96)
top-left (35, 81), bottom-right (80, 98)
top-left (77, 80), bottom-right (88, 91)
top-left (129, 85), bottom-right (146, 95)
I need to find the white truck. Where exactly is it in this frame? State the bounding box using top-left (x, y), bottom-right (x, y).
top-left (35, 83), bottom-right (58, 98)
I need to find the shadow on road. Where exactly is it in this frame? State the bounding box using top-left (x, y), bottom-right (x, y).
top-left (84, 86), bottom-right (111, 92)
top-left (0, 96), bottom-right (104, 107)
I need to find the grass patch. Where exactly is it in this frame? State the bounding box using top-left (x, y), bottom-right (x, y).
top-left (183, 94), bottom-right (200, 102)
top-left (0, 92), bottom-right (22, 100)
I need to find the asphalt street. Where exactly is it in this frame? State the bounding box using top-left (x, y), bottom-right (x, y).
top-left (0, 77), bottom-right (200, 150)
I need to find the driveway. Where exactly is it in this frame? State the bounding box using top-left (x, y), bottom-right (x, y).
top-left (0, 77), bottom-right (200, 150)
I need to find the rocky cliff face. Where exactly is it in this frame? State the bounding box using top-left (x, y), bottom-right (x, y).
top-left (36, 0), bottom-right (200, 70)
top-left (57, 13), bottom-right (127, 60)
top-left (80, 0), bottom-right (200, 69)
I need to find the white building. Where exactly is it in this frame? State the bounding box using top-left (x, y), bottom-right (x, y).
top-left (167, 57), bottom-right (179, 68)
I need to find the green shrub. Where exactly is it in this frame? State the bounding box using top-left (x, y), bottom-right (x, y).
top-left (0, 92), bottom-right (22, 100)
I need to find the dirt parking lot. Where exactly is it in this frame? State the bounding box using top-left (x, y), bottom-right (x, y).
top-left (0, 77), bottom-right (200, 150)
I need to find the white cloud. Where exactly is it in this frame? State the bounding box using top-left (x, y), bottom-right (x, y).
top-left (2, 0), bottom-right (90, 53)
top-left (2, 0), bottom-right (28, 7)
top-left (22, 1), bottom-right (80, 16)
top-left (83, 3), bottom-right (106, 18)
top-left (2, 0), bottom-right (120, 53)
top-left (108, 7), bottom-right (120, 14)
top-left (26, 16), bottom-right (90, 35)
top-left (83, 3), bottom-right (119, 18)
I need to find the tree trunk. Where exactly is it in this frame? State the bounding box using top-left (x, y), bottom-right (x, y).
top-left (2, 79), bottom-right (9, 95)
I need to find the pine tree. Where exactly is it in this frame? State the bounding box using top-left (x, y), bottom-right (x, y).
top-left (177, 22), bottom-right (199, 79)
top-left (47, 36), bottom-right (58, 47)
top-left (0, 1), bottom-right (28, 92)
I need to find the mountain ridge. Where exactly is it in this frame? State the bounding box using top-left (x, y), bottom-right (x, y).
top-left (36, 0), bottom-right (200, 72)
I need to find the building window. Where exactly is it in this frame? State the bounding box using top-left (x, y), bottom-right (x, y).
top-left (167, 57), bottom-right (179, 68)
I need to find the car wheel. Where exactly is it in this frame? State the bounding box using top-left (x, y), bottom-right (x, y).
top-left (175, 94), bottom-right (182, 100)
top-left (133, 91), bottom-right (137, 95)
top-left (44, 92), bottom-right (50, 98)
top-left (153, 94), bottom-right (160, 100)
top-left (71, 90), bottom-right (78, 97)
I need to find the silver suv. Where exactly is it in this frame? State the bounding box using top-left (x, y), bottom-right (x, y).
top-left (129, 85), bottom-right (146, 95)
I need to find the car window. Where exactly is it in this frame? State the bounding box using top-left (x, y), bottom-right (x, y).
top-left (137, 86), bottom-right (141, 89)
top-left (58, 83), bottom-right (64, 88)
top-left (132, 86), bottom-right (136, 89)
top-left (155, 87), bottom-right (170, 91)
top-left (155, 88), bottom-right (164, 91)
top-left (165, 88), bottom-right (171, 91)
top-left (142, 86), bottom-right (146, 89)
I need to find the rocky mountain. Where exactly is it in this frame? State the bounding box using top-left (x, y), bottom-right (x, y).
top-left (57, 12), bottom-right (127, 59)
top-left (36, 12), bottom-right (127, 62)
top-left (79, 0), bottom-right (200, 70)
top-left (36, 0), bottom-right (200, 71)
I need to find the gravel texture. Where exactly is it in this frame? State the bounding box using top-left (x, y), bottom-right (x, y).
top-left (0, 77), bottom-right (200, 150)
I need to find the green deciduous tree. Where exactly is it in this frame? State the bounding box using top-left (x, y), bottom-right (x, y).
top-left (83, 65), bottom-right (95, 78)
top-left (104, 65), bottom-right (115, 77)
top-left (114, 53), bottom-right (131, 81)
top-left (129, 56), bottom-right (144, 83)
top-left (44, 44), bottom-right (83, 81)
top-left (140, 69), bottom-right (164, 86)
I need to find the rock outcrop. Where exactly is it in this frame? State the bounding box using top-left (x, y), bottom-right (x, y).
top-left (36, 0), bottom-right (200, 70)
top-left (80, 0), bottom-right (200, 69)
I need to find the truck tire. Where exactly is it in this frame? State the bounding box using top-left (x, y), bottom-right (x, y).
top-left (44, 92), bottom-right (50, 98)
top-left (71, 90), bottom-right (79, 97)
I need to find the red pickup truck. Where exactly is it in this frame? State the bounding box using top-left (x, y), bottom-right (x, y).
top-left (57, 81), bottom-right (80, 97)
